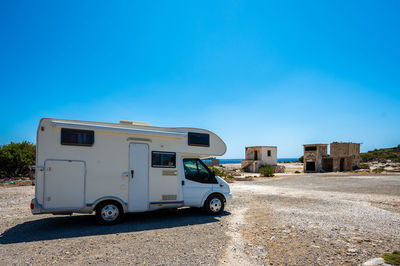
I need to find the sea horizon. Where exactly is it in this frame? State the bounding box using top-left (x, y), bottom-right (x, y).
top-left (217, 158), bottom-right (299, 164)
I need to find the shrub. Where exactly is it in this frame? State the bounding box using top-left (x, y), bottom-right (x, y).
top-left (298, 156), bottom-right (304, 163)
top-left (382, 251), bottom-right (400, 265)
top-left (259, 165), bottom-right (274, 177)
top-left (295, 171), bottom-right (301, 174)
top-left (209, 167), bottom-right (226, 178)
top-left (372, 167), bottom-right (385, 173)
top-left (0, 141), bottom-right (36, 179)
top-left (359, 163), bottom-right (370, 169)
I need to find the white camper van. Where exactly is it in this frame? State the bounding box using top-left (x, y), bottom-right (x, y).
top-left (31, 118), bottom-right (232, 224)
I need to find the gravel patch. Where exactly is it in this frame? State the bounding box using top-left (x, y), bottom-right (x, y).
top-left (0, 186), bottom-right (230, 265)
top-left (232, 174), bottom-right (400, 265)
top-left (1, 173), bottom-right (399, 265)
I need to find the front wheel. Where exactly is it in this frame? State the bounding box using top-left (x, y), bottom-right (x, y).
top-left (204, 194), bottom-right (225, 215)
top-left (95, 201), bottom-right (124, 225)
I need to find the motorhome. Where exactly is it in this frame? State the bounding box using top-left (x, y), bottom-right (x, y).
top-left (31, 118), bottom-right (232, 224)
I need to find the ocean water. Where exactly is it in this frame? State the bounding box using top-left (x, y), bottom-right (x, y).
top-left (217, 158), bottom-right (298, 164)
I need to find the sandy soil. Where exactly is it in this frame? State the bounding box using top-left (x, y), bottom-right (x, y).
top-left (1, 173), bottom-right (399, 265)
top-left (221, 162), bottom-right (304, 177)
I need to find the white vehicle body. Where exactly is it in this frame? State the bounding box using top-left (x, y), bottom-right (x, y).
top-left (31, 118), bottom-right (232, 218)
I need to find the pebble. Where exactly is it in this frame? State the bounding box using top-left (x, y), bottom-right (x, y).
top-left (362, 257), bottom-right (386, 266)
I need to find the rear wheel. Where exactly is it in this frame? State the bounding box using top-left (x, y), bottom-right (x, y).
top-left (204, 194), bottom-right (225, 215)
top-left (95, 201), bottom-right (124, 225)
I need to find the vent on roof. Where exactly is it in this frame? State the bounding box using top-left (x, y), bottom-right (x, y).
top-left (119, 120), bottom-right (151, 126)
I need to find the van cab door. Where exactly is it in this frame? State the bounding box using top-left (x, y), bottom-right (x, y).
top-left (182, 159), bottom-right (217, 207)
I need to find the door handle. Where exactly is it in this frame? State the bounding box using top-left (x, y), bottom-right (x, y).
top-left (131, 170), bottom-right (134, 178)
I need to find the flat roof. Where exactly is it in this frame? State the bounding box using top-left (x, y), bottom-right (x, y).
top-left (331, 142), bottom-right (361, 144)
top-left (303, 144), bottom-right (328, 146)
top-left (246, 146), bottom-right (277, 148)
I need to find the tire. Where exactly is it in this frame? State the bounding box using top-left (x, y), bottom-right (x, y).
top-left (95, 201), bottom-right (124, 225)
top-left (204, 194), bottom-right (225, 215)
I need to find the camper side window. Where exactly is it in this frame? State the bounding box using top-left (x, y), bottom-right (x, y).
top-left (183, 159), bottom-right (217, 184)
top-left (61, 128), bottom-right (94, 146)
top-left (152, 151), bottom-right (176, 168)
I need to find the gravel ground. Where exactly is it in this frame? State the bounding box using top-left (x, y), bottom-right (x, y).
top-left (1, 173), bottom-right (399, 265)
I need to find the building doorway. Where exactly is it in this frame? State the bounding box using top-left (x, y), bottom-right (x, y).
top-left (254, 151), bottom-right (258, 160)
top-left (322, 158), bottom-right (333, 172)
top-left (306, 162), bottom-right (315, 172)
top-left (340, 158), bottom-right (345, 172)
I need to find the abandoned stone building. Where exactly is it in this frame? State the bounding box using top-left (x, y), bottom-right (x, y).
top-left (303, 142), bottom-right (361, 172)
top-left (241, 146), bottom-right (277, 172)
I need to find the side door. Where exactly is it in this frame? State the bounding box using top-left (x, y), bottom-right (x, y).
top-left (128, 143), bottom-right (149, 212)
top-left (182, 159), bottom-right (216, 207)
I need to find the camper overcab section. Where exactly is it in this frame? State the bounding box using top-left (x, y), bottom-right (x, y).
top-left (31, 118), bottom-right (231, 224)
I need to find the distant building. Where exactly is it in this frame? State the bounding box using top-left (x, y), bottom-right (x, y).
top-left (303, 142), bottom-right (361, 172)
top-left (241, 146), bottom-right (277, 173)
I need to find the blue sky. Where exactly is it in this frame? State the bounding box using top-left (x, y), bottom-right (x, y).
top-left (1, 1), bottom-right (399, 158)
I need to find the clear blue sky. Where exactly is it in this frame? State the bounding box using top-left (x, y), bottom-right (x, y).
top-left (1, 1), bottom-right (399, 158)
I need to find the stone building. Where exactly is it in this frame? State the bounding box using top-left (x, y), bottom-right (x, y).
top-left (241, 146), bottom-right (277, 173)
top-left (303, 144), bottom-right (328, 172)
top-left (303, 142), bottom-right (361, 172)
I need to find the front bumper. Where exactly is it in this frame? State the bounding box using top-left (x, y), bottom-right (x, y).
top-left (224, 193), bottom-right (233, 204)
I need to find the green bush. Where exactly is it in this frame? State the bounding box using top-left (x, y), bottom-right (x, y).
top-left (359, 163), bottom-right (370, 169)
top-left (0, 141), bottom-right (36, 179)
top-left (372, 167), bottom-right (385, 173)
top-left (382, 251), bottom-right (400, 265)
top-left (295, 171), bottom-right (301, 174)
top-left (259, 165), bottom-right (274, 177)
top-left (298, 156), bottom-right (304, 163)
top-left (210, 167), bottom-right (227, 178)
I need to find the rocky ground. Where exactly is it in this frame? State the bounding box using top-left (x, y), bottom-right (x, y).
top-left (1, 173), bottom-right (399, 265)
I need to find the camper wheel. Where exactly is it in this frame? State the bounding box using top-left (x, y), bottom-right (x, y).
top-left (204, 194), bottom-right (225, 215)
top-left (95, 200), bottom-right (124, 225)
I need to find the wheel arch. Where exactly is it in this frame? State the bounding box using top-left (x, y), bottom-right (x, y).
top-left (90, 196), bottom-right (127, 213)
top-left (201, 192), bottom-right (226, 207)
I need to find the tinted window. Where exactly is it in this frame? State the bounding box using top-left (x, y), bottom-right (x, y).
top-left (183, 159), bottom-right (198, 180)
top-left (305, 146), bottom-right (317, 151)
top-left (61, 128), bottom-right (94, 146)
top-left (188, 132), bottom-right (210, 147)
top-left (152, 151), bottom-right (176, 168)
top-left (183, 159), bottom-right (217, 183)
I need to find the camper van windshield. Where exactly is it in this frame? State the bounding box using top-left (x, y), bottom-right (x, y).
top-left (183, 159), bottom-right (217, 184)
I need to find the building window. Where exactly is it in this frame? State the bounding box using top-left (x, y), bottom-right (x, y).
top-left (188, 132), bottom-right (210, 147)
top-left (305, 146), bottom-right (317, 151)
top-left (152, 151), bottom-right (176, 168)
top-left (61, 128), bottom-right (94, 146)
top-left (267, 150), bottom-right (271, 157)
top-left (254, 151), bottom-right (258, 160)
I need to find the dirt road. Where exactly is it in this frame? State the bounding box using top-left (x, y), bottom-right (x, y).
top-left (1, 174), bottom-right (399, 265)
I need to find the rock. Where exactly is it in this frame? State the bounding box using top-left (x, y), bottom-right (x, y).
top-left (362, 257), bottom-right (386, 266)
